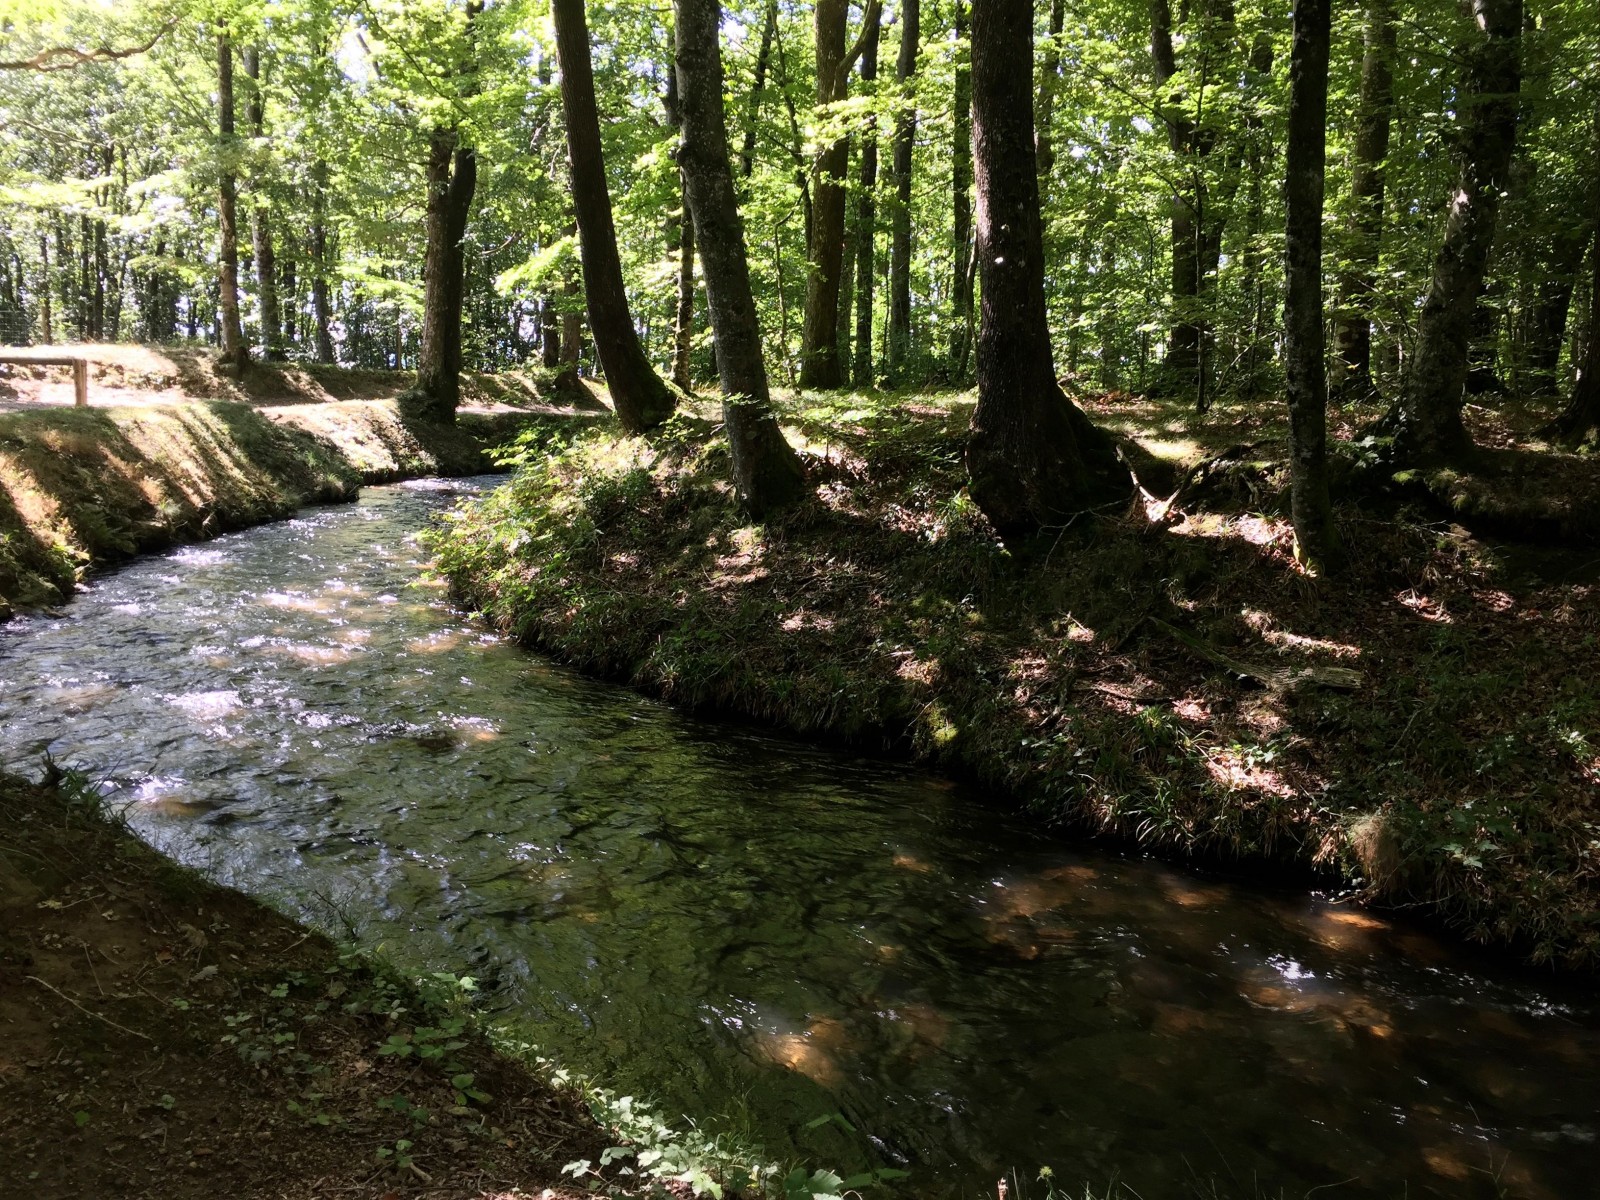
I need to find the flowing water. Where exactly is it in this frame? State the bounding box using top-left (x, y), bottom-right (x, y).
top-left (1, 478), bottom-right (1596, 1199)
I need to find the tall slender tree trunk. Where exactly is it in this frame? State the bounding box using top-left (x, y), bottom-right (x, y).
top-left (38, 233), bottom-right (52, 343)
top-left (965, 0), bottom-right (1126, 535)
top-left (674, 0), bottom-right (807, 515)
top-left (1550, 108), bottom-right (1600, 447)
top-left (739, 0), bottom-right (779, 180)
top-left (216, 31), bottom-right (247, 375)
top-left (310, 160), bottom-right (335, 363)
top-left (1387, 0), bottom-right (1522, 463)
top-left (949, 0), bottom-right (974, 379)
top-left (242, 45), bottom-right (284, 361)
top-left (852, 5), bottom-right (881, 387)
top-left (1331, 0), bottom-right (1394, 401)
top-left (1034, 0), bottom-right (1066, 186)
top-left (799, 0), bottom-right (851, 388)
top-left (411, 124), bottom-right (477, 423)
top-left (886, 0), bottom-right (919, 378)
top-left (673, 180), bottom-right (696, 392)
top-left (553, 0), bottom-right (675, 431)
top-left (1284, 0), bottom-right (1336, 572)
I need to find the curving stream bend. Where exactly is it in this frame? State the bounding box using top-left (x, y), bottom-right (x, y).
top-left (1, 478), bottom-right (1596, 1199)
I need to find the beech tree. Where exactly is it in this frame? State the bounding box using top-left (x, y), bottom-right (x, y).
top-left (552, 0), bottom-right (675, 432)
top-left (964, 0), bottom-right (1127, 535)
top-left (216, 29), bottom-right (247, 376)
top-left (1386, 0), bottom-right (1524, 463)
top-left (673, 0), bottom-right (807, 515)
top-left (1284, 0), bottom-right (1335, 572)
top-left (885, 0), bottom-right (918, 379)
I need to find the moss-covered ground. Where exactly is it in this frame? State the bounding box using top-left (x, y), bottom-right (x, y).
top-left (428, 389), bottom-right (1600, 969)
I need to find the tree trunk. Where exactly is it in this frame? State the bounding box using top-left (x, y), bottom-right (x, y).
top-left (1284, 0), bottom-right (1336, 572)
top-left (673, 179), bottom-right (696, 392)
top-left (553, 0), bottom-right (675, 431)
top-left (1331, 1), bottom-right (1393, 401)
top-left (411, 123), bottom-right (477, 423)
top-left (1519, 219), bottom-right (1590, 397)
top-left (739, 0), bottom-right (779, 179)
top-left (242, 45), bottom-right (284, 361)
top-left (886, 0), bottom-right (919, 379)
top-left (852, 6), bottom-right (881, 387)
top-left (1034, 0), bottom-right (1066, 186)
top-left (216, 32), bottom-right (247, 375)
top-left (799, 0), bottom-right (851, 388)
top-left (1550, 109), bottom-right (1600, 447)
top-left (674, 0), bottom-right (807, 516)
top-left (310, 160), bottom-right (335, 363)
top-left (949, 0), bottom-right (974, 379)
top-left (540, 293), bottom-right (562, 369)
top-left (1387, 0), bottom-right (1522, 463)
top-left (965, 0), bottom-right (1127, 535)
top-left (38, 233), bottom-right (52, 343)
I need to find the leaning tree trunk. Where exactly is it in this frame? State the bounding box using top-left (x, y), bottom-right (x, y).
top-left (674, 0), bottom-right (807, 515)
top-left (949, 0), bottom-right (974, 379)
top-left (216, 32), bottom-right (247, 376)
top-left (410, 124), bottom-right (477, 424)
top-left (964, 0), bottom-right (1127, 535)
top-left (852, 3), bottom-right (881, 387)
top-left (242, 45), bottom-right (284, 361)
top-left (1284, 0), bottom-right (1336, 572)
top-left (1331, 0), bottom-right (1395, 402)
top-left (886, 0), bottom-right (918, 379)
top-left (553, 0), bottom-right (675, 431)
top-left (1387, 0), bottom-right (1522, 463)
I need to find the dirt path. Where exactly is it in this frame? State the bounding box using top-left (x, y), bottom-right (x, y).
top-left (0, 773), bottom-right (607, 1200)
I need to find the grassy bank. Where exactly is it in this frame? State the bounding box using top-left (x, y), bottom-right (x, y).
top-left (0, 389), bottom-right (586, 616)
top-left (428, 391), bottom-right (1600, 969)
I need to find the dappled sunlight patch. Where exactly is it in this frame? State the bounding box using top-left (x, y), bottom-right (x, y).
top-left (1396, 589), bottom-right (1453, 623)
top-left (753, 1028), bottom-right (845, 1089)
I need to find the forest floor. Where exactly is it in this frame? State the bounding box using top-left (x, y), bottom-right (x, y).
top-left (432, 385), bottom-right (1600, 969)
top-left (0, 347), bottom-right (603, 616)
top-left (0, 770), bottom-right (618, 1200)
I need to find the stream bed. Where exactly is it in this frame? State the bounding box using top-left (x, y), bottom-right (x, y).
top-left (1, 478), bottom-right (1596, 1199)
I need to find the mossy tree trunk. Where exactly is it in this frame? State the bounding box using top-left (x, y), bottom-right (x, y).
top-left (1284, 0), bottom-right (1336, 573)
top-left (852, 5), bottom-right (880, 388)
top-left (1386, 0), bottom-right (1522, 464)
top-left (964, 0), bottom-right (1127, 536)
top-left (674, 0), bottom-right (807, 517)
top-left (411, 124), bottom-right (476, 424)
top-left (553, 0), bottom-right (675, 432)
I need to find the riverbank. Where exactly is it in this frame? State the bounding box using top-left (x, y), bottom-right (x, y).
top-left (429, 390), bottom-right (1600, 969)
top-left (0, 351), bottom-right (601, 616)
top-left (0, 769), bottom-right (610, 1199)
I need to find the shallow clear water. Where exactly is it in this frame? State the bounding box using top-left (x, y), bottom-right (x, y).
top-left (1, 478), bottom-right (1596, 1199)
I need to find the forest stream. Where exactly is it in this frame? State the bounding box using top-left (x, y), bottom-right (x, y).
top-left (1, 478), bottom-right (1596, 1200)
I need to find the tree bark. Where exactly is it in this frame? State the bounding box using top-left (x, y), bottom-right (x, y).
top-left (411, 122), bottom-right (477, 423)
top-left (949, 0), bottom-right (974, 379)
top-left (1034, 0), bottom-right (1066, 186)
top-left (852, 6), bottom-right (881, 388)
top-left (1550, 109), bottom-right (1600, 447)
top-left (310, 160), bottom-right (335, 363)
top-left (673, 179), bottom-right (696, 392)
top-left (799, 0), bottom-right (850, 388)
top-left (1387, 0), bottom-right (1522, 463)
top-left (216, 31), bottom-right (247, 375)
top-left (1284, 0), bottom-right (1336, 572)
top-left (674, 0), bottom-right (807, 516)
top-left (739, 0), bottom-right (779, 180)
top-left (886, 0), bottom-right (919, 379)
top-left (242, 45), bottom-right (283, 360)
top-left (1330, 0), bottom-right (1395, 401)
top-left (553, 0), bottom-right (675, 431)
top-left (965, 0), bottom-right (1127, 535)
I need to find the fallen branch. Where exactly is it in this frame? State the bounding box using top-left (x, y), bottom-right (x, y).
top-left (26, 975), bottom-right (155, 1043)
top-left (1148, 616), bottom-right (1363, 693)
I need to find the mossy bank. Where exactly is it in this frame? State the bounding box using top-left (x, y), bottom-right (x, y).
top-left (0, 389), bottom-right (583, 618)
top-left (428, 391), bottom-right (1600, 970)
